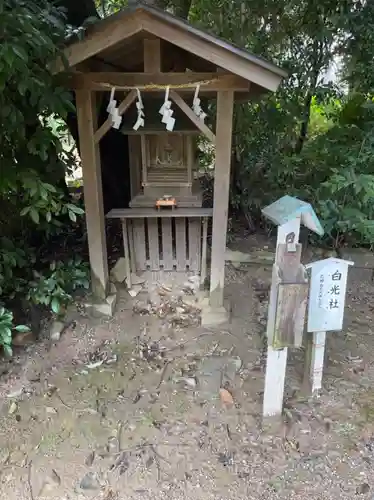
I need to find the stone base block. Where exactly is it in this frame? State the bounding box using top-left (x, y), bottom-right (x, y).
top-left (201, 305), bottom-right (229, 326)
top-left (85, 283), bottom-right (118, 317)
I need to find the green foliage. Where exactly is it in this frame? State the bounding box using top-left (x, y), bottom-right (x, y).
top-left (0, 1), bottom-right (73, 167)
top-left (27, 258), bottom-right (90, 315)
top-left (0, 308), bottom-right (15, 357)
top-left (186, 0), bottom-right (374, 246)
top-left (236, 95), bottom-right (374, 247)
top-left (19, 177), bottom-right (84, 225)
top-left (0, 307), bottom-right (30, 357)
top-left (345, 0), bottom-right (374, 94)
top-left (0, 238), bottom-right (28, 298)
top-left (0, 0), bottom-right (90, 355)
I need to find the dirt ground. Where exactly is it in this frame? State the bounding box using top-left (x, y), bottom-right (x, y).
top-left (1, 236), bottom-right (374, 500)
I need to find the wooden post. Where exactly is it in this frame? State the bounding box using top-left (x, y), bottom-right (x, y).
top-left (128, 220), bottom-right (137, 274)
top-left (304, 331), bottom-right (326, 394)
top-left (263, 217), bottom-right (301, 417)
top-left (139, 39), bottom-right (161, 192)
top-left (187, 135), bottom-right (193, 186)
top-left (201, 217), bottom-right (208, 286)
top-left (76, 90), bottom-right (109, 299)
top-left (140, 135), bottom-right (147, 186)
top-left (209, 90), bottom-right (234, 308)
top-left (121, 219), bottom-right (132, 289)
top-left (144, 39), bottom-right (161, 73)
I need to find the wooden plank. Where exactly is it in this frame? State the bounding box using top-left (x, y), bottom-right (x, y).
top-left (147, 218), bottom-right (160, 270)
top-left (121, 219), bottom-right (132, 288)
top-left (188, 218), bottom-right (201, 273)
top-left (161, 218), bottom-right (173, 270)
top-left (209, 90), bottom-right (234, 308)
top-left (128, 135), bottom-right (142, 198)
top-left (144, 181), bottom-right (189, 187)
top-left (186, 136), bottom-right (193, 186)
top-left (273, 283), bottom-right (308, 348)
top-left (200, 217), bottom-right (208, 285)
top-left (140, 135), bottom-right (147, 186)
top-left (75, 89), bottom-right (109, 300)
top-left (66, 72), bottom-right (251, 92)
top-left (175, 218), bottom-right (187, 271)
top-left (106, 208), bottom-right (213, 218)
top-left (128, 220), bottom-right (137, 273)
top-left (170, 90), bottom-right (216, 143)
top-left (132, 218), bottom-right (147, 271)
top-left (94, 90), bottom-right (137, 143)
top-left (144, 39), bottom-right (161, 72)
top-left (124, 129), bottom-right (199, 135)
top-left (53, 13), bottom-right (141, 72)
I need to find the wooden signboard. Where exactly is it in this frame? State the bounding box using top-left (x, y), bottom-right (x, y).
top-left (307, 258), bottom-right (353, 332)
top-left (304, 257), bottom-right (354, 394)
top-left (274, 282), bottom-right (308, 348)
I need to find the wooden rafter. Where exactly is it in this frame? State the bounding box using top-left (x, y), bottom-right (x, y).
top-left (94, 90), bottom-right (137, 143)
top-left (169, 90), bottom-right (215, 143)
top-left (65, 72), bottom-right (250, 92)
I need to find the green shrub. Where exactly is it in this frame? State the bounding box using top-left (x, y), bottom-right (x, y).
top-left (27, 258), bottom-right (90, 316)
top-left (0, 307), bottom-right (30, 357)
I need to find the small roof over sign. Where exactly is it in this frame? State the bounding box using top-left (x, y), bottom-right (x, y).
top-left (306, 257), bottom-right (354, 272)
top-left (262, 195), bottom-right (324, 236)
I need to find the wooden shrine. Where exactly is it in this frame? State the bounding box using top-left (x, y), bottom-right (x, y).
top-left (56, 2), bottom-right (286, 317)
top-left (114, 92), bottom-right (206, 280)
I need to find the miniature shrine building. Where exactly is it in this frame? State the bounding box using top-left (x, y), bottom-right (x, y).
top-left (59, 2), bottom-right (286, 317)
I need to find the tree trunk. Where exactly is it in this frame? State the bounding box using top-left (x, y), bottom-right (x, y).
top-left (294, 41), bottom-right (322, 155)
top-left (294, 90), bottom-right (313, 154)
top-left (174, 0), bottom-right (193, 18)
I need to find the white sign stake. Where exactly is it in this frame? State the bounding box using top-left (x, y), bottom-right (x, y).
top-left (306, 330), bottom-right (326, 394)
top-left (305, 257), bottom-right (354, 393)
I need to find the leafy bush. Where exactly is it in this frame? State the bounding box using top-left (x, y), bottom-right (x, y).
top-left (0, 307), bottom-right (30, 357)
top-left (0, 0), bottom-right (90, 355)
top-left (27, 258), bottom-right (90, 316)
top-left (227, 93), bottom-right (374, 248)
top-left (0, 238), bottom-right (28, 298)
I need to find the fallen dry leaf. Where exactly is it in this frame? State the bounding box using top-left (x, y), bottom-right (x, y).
top-left (38, 469), bottom-right (61, 496)
top-left (8, 402), bottom-right (17, 415)
top-left (219, 388), bottom-right (234, 407)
